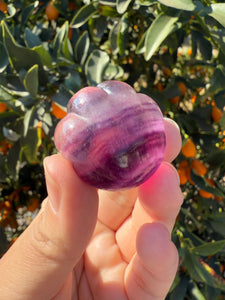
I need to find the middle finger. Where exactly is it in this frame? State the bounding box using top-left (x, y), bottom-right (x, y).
top-left (116, 162), bottom-right (183, 261)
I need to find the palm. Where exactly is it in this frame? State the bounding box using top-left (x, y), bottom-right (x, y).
top-left (72, 164), bottom-right (182, 300)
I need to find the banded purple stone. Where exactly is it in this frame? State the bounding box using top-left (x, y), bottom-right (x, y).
top-left (54, 80), bottom-right (166, 190)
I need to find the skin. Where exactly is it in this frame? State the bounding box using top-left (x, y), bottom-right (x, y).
top-left (0, 118), bottom-right (183, 300)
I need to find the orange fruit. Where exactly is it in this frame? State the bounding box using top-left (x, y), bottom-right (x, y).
top-left (178, 160), bottom-right (189, 169)
top-left (211, 105), bottom-right (223, 122)
top-left (7, 212), bottom-right (18, 229)
top-left (9, 237), bottom-right (18, 246)
top-left (181, 139), bottom-right (196, 158)
top-left (162, 67), bottom-right (172, 77)
top-left (205, 178), bottom-right (215, 187)
top-left (178, 82), bottom-right (187, 95)
top-left (36, 121), bottom-right (45, 138)
top-left (216, 196), bottom-right (223, 202)
top-left (128, 57), bottom-right (133, 64)
top-left (191, 159), bottom-right (207, 176)
top-left (0, 140), bottom-right (11, 155)
top-left (0, 201), bottom-right (4, 211)
top-left (199, 189), bottom-right (215, 199)
top-left (186, 167), bottom-right (195, 185)
top-left (191, 95), bottom-right (196, 103)
top-left (4, 200), bottom-right (12, 211)
top-left (46, 2), bottom-right (59, 20)
top-left (0, 102), bottom-right (7, 113)
top-left (187, 49), bottom-right (192, 56)
top-left (155, 82), bottom-right (163, 91)
top-left (51, 101), bottom-right (67, 119)
top-left (177, 160), bottom-right (191, 185)
top-left (0, 1), bottom-right (8, 13)
top-left (199, 178), bottom-right (215, 199)
top-left (169, 96), bottom-right (180, 104)
top-left (68, 2), bottom-right (77, 10)
top-left (178, 168), bottom-right (188, 185)
top-left (68, 27), bottom-right (73, 40)
top-left (27, 198), bottom-right (40, 212)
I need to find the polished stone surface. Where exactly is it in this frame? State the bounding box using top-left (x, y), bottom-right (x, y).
top-left (54, 81), bottom-right (166, 190)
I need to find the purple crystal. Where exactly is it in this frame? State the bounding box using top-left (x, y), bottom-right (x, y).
top-left (54, 81), bottom-right (166, 190)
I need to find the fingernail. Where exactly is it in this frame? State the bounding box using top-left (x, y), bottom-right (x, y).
top-left (164, 117), bottom-right (180, 131)
top-left (44, 157), bottom-right (61, 213)
top-left (163, 161), bottom-right (180, 185)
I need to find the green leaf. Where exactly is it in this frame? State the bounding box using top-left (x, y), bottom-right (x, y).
top-left (64, 71), bottom-right (81, 93)
top-left (23, 64), bottom-right (39, 98)
top-left (116, 0), bottom-right (132, 14)
top-left (89, 16), bottom-right (108, 43)
top-left (136, 32), bottom-right (146, 54)
top-left (74, 31), bottom-right (90, 65)
top-left (1, 21), bottom-right (48, 86)
top-left (209, 3), bottom-right (225, 28)
top-left (21, 1), bottom-right (39, 25)
top-left (157, 0), bottom-right (195, 11)
top-left (99, 4), bottom-right (118, 17)
top-left (184, 250), bottom-right (210, 283)
top-left (210, 221), bottom-right (225, 237)
top-left (0, 41), bottom-right (8, 72)
top-left (7, 141), bottom-right (21, 180)
top-left (192, 31), bottom-right (212, 61)
top-left (0, 226), bottom-right (8, 257)
top-left (207, 213), bottom-right (225, 237)
top-left (211, 29), bottom-right (225, 55)
top-left (191, 240), bottom-right (225, 256)
top-left (32, 45), bottom-right (52, 68)
top-left (71, 3), bottom-right (97, 28)
top-left (85, 50), bottom-right (110, 86)
top-left (208, 65), bottom-right (225, 95)
top-left (118, 12), bottom-right (129, 55)
top-left (104, 63), bottom-right (124, 80)
top-left (190, 282), bottom-right (207, 300)
top-left (191, 171), bottom-right (225, 198)
top-left (144, 11), bottom-right (180, 61)
top-left (53, 21), bottom-right (73, 61)
top-left (20, 128), bottom-right (41, 164)
top-left (5, 4), bottom-right (16, 19)
top-left (23, 106), bottom-right (36, 137)
top-left (52, 85), bottom-right (72, 108)
top-left (0, 153), bottom-right (7, 182)
top-left (169, 276), bottom-right (189, 299)
top-left (25, 28), bottom-right (42, 48)
top-left (205, 148), bottom-right (225, 168)
top-left (109, 21), bottom-right (120, 54)
top-left (183, 250), bottom-right (225, 290)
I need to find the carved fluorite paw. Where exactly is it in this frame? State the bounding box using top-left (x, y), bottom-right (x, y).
top-left (54, 81), bottom-right (166, 190)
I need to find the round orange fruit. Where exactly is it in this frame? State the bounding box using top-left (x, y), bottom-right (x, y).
top-left (0, 1), bottom-right (8, 13)
top-left (51, 101), bottom-right (67, 119)
top-left (211, 105), bottom-right (223, 122)
top-left (191, 159), bottom-right (207, 176)
top-left (0, 102), bottom-right (7, 113)
top-left (46, 2), bottom-right (59, 20)
top-left (181, 139), bottom-right (196, 158)
top-left (169, 96), bottom-right (180, 104)
top-left (178, 82), bottom-right (187, 95)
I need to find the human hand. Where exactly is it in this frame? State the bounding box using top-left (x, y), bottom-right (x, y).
top-left (0, 118), bottom-right (183, 300)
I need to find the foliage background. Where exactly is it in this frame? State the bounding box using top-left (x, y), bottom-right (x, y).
top-left (0, 0), bottom-right (225, 298)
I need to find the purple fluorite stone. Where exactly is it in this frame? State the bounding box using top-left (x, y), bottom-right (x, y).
top-left (54, 81), bottom-right (166, 190)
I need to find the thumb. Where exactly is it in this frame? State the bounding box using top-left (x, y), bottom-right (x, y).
top-left (0, 154), bottom-right (98, 300)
